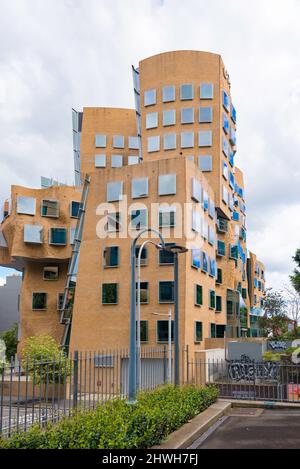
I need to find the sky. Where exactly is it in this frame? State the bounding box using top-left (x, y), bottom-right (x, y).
top-left (0, 0), bottom-right (299, 289)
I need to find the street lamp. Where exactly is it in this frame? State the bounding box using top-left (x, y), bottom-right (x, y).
top-left (152, 309), bottom-right (172, 383)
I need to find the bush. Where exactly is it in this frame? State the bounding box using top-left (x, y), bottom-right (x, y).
top-left (1, 323), bottom-right (18, 361)
top-left (0, 384), bottom-right (219, 449)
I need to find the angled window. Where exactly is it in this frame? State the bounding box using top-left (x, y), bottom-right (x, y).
top-left (158, 174), bottom-right (176, 195)
top-left (70, 227), bottom-right (76, 245)
top-left (135, 282), bottom-right (149, 304)
top-left (128, 136), bottom-right (140, 150)
top-left (159, 243), bottom-right (175, 265)
top-left (70, 201), bottom-right (80, 218)
top-left (106, 212), bottom-right (121, 232)
top-left (107, 181), bottom-right (123, 202)
top-left (43, 266), bottom-right (59, 281)
top-left (95, 135), bottom-right (106, 148)
top-left (163, 109), bottom-right (176, 126)
top-left (223, 90), bottom-right (230, 112)
top-left (24, 224), bottom-right (43, 244)
top-left (49, 227), bottom-right (67, 245)
top-left (163, 133), bottom-right (176, 150)
top-left (198, 131), bottom-right (212, 147)
top-left (181, 131), bottom-right (194, 148)
top-left (95, 154), bottom-right (106, 168)
top-left (159, 206), bottom-right (176, 228)
top-left (17, 196), bottom-right (36, 216)
top-left (230, 244), bottom-right (239, 260)
top-left (181, 107), bottom-right (194, 124)
top-left (232, 211), bottom-right (239, 222)
top-left (202, 251), bottom-right (208, 273)
top-left (113, 135), bottom-right (124, 149)
top-left (203, 190), bottom-right (209, 211)
top-left (195, 285), bottom-right (203, 306)
top-left (223, 113), bottom-right (229, 133)
top-left (209, 257), bottom-right (216, 276)
top-left (162, 85), bottom-right (175, 102)
top-left (32, 292), bottom-right (47, 311)
top-left (230, 127), bottom-right (236, 146)
top-left (222, 186), bottom-right (228, 205)
top-left (41, 200), bottom-right (59, 218)
top-left (199, 155), bottom-right (212, 172)
top-left (222, 136), bottom-right (229, 157)
top-left (128, 156), bottom-right (140, 166)
top-left (231, 104), bottom-right (237, 124)
top-left (157, 320), bottom-right (174, 343)
top-left (191, 248), bottom-right (201, 269)
top-left (147, 135), bottom-right (160, 152)
top-left (192, 210), bottom-right (201, 233)
top-left (209, 199), bottom-right (215, 219)
top-left (191, 178), bottom-right (202, 202)
top-left (216, 268), bottom-right (223, 284)
top-left (146, 112), bottom-right (158, 129)
top-left (131, 177), bottom-right (148, 198)
top-left (202, 218), bottom-right (208, 239)
top-left (209, 290), bottom-right (216, 309)
top-left (103, 246), bottom-right (119, 268)
top-left (195, 321), bottom-right (203, 343)
top-left (200, 83), bottom-right (214, 99)
top-left (130, 209), bottom-right (148, 230)
top-left (159, 281), bottom-right (174, 303)
top-left (144, 89), bottom-right (156, 106)
top-left (217, 240), bottom-right (226, 257)
top-left (208, 226), bottom-right (215, 246)
top-left (111, 154), bottom-right (123, 168)
top-left (180, 84), bottom-right (194, 101)
top-left (229, 151), bottom-right (234, 167)
top-left (223, 161), bottom-right (228, 180)
top-left (199, 106), bottom-right (213, 123)
top-left (102, 283), bottom-right (118, 304)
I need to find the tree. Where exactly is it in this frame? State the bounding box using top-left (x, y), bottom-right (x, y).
top-left (283, 285), bottom-right (300, 328)
top-left (290, 248), bottom-right (300, 294)
top-left (1, 323), bottom-right (18, 361)
top-left (257, 289), bottom-right (289, 338)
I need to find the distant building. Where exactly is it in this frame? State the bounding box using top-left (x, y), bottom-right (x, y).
top-left (0, 275), bottom-right (22, 333)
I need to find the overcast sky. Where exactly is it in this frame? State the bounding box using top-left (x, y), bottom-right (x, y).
top-left (0, 0), bottom-right (299, 290)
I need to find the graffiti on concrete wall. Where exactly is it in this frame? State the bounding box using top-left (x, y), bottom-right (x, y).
top-left (227, 355), bottom-right (280, 382)
top-left (268, 341), bottom-right (292, 351)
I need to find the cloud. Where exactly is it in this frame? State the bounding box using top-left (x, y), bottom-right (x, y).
top-left (0, 0), bottom-right (299, 289)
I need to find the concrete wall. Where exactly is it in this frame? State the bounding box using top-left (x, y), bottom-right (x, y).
top-left (0, 275), bottom-right (22, 333)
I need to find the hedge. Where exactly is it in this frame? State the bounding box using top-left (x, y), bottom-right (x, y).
top-left (0, 384), bottom-right (219, 449)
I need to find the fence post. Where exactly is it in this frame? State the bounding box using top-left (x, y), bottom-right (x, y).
top-left (186, 345), bottom-right (189, 385)
top-left (163, 346), bottom-right (167, 384)
top-left (73, 351), bottom-right (78, 409)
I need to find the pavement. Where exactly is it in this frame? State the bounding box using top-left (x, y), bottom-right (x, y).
top-left (194, 407), bottom-right (300, 449)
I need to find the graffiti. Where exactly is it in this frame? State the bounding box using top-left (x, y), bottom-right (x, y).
top-left (227, 355), bottom-right (280, 382)
top-left (268, 341), bottom-right (290, 351)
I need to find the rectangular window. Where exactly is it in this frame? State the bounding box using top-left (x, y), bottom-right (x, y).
top-left (181, 131), bottom-right (194, 148)
top-left (232, 211), bottom-right (239, 221)
top-left (216, 296), bottom-right (222, 312)
top-left (159, 243), bottom-right (175, 265)
top-left (181, 107), bottom-right (194, 124)
top-left (131, 177), bottom-right (148, 198)
top-left (230, 244), bottom-right (239, 260)
top-left (95, 135), bottom-right (106, 148)
top-left (17, 196), bottom-right (36, 216)
top-left (157, 320), bottom-right (174, 343)
top-left (41, 200), bottom-right (59, 218)
top-left (191, 178), bottom-right (202, 202)
top-left (111, 154), bottom-right (123, 168)
top-left (200, 83), bottom-right (213, 99)
top-left (180, 84), bottom-right (194, 100)
top-left (199, 106), bottom-right (213, 123)
top-left (198, 155), bottom-right (212, 172)
top-left (94, 355), bottom-right (114, 368)
top-left (210, 257), bottom-right (216, 277)
top-left (95, 154), bottom-right (106, 168)
top-left (192, 210), bottom-right (201, 233)
top-left (203, 191), bottom-right (209, 211)
top-left (158, 174), bottom-right (176, 195)
top-left (209, 290), bottom-right (216, 309)
top-left (163, 109), bottom-right (176, 126)
top-left (159, 207), bottom-right (176, 228)
top-left (209, 199), bottom-right (215, 219)
top-left (195, 321), bottom-right (203, 343)
top-left (128, 156), bottom-right (140, 165)
top-left (230, 127), bottom-right (236, 146)
top-left (146, 112), bottom-right (158, 129)
top-left (43, 266), bottom-right (58, 281)
top-left (195, 285), bottom-right (203, 306)
top-left (24, 224), bottom-right (43, 244)
top-left (70, 227), bottom-right (76, 245)
top-left (202, 219), bottom-right (208, 239)
top-left (216, 268), bottom-right (223, 285)
top-left (128, 136), bottom-right (139, 150)
top-left (159, 281), bottom-right (174, 303)
top-left (202, 251), bottom-right (208, 273)
top-left (198, 131), bottom-right (212, 147)
top-left (231, 105), bottom-right (237, 124)
top-left (130, 209), bottom-right (148, 230)
top-left (106, 212), bottom-right (121, 232)
top-left (135, 245), bottom-right (148, 266)
top-left (144, 89), bottom-right (156, 106)
top-left (217, 217), bottom-right (228, 233)
top-left (107, 181), bottom-right (123, 202)
top-left (49, 228), bottom-right (67, 245)
top-left (147, 135), bottom-right (160, 152)
top-left (229, 151), bottom-right (234, 167)
top-left (163, 133), bottom-right (176, 150)
top-left (113, 135), bottom-right (124, 149)
top-left (223, 90), bottom-right (230, 112)
top-left (162, 85), bottom-right (175, 102)
top-left (242, 288), bottom-right (247, 299)
top-left (139, 320), bottom-right (149, 343)
top-left (192, 248), bottom-right (201, 269)
top-left (223, 113), bottom-right (229, 133)
top-left (223, 161), bottom-right (228, 180)
top-left (222, 136), bottom-right (229, 157)
top-left (103, 246), bottom-right (119, 267)
top-left (102, 283), bottom-right (118, 304)
top-left (222, 186), bottom-right (229, 205)
top-left (57, 293), bottom-right (64, 311)
top-left (32, 292), bottom-right (47, 310)
top-left (136, 282), bottom-right (149, 304)
top-left (70, 201), bottom-right (80, 218)
top-left (208, 227), bottom-right (215, 246)
top-left (217, 240), bottom-right (226, 257)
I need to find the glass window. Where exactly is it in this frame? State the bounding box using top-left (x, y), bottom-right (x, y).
top-left (202, 218), bottom-right (208, 239)
top-left (163, 133), bottom-right (176, 150)
top-left (192, 210), bottom-right (201, 233)
top-left (159, 281), bottom-right (174, 303)
top-left (198, 155), bottom-right (212, 172)
top-left (32, 292), bottom-right (47, 310)
top-left (208, 227), bottom-right (215, 246)
top-left (199, 107), bottom-right (213, 123)
top-left (107, 181), bottom-right (123, 202)
top-left (195, 285), bottom-right (203, 306)
top-left (162, 85), bottom-right (175, 102)
top-left (130, 209), bottom-right (147, 230)
top-left (181, 131), bottom-right (194, 148)
top-left (209, 290), bottom-right (216, 309)
top-left (147, 135), bottom-right (160, 152)
top-left (95, 154), bottom-right (106, 168)
top-left (203, 191), bottom-right (209, 211)
top-left (144, 89), bottom-right (156, 106)
top-left (111, 154), bottom-right (123, 168)
top-left (223, 113), bottom-right (229, 134)
top-left (158, 174), bottom-right (176, 195)
top-left (223, 90), bottom-right (230, 112)
top-left (229, 151), bottom-right (234, 167)
top-left (17, 196), bottom-right (36, 216)
top-left (139, 320), bottom-right (149, 342)
top-left (223, 161), bottom-right (228, 179)
top-left (209, 257), bottom-right (216, 276)
top-left (24, 224), bottom-right (43, 244)
top-left (128, 136), bottom-right (139, 150)
top-left (70, 227), bottom-right (76, 245)
top-left (222, 186), bottom-right (228, 205)
top-left (181, 108), bottom-right (194, 124)
top-left (195, 321), bottom-right (203, 343)
top-left (200, 83), bottom-right (214, 99)
top-left (163, 109), bottom-right (176, 126)
top-left (102, 283), bottom-right (118, 304)
top-left (136, 282), bottom-right (149, 304)
top-left (95, 135), bottom-right (106, 148)
top-left (229, 172), bottom-right (235, 189)
top-left (70, 201), bottom-right (80, 218)
top-left (198, 131), bottom-right (212, 147)
top-left (159, 243), bottom-right (175, 265)
top-left (217, 240), bottom-right (226, 257)
top-left (231, 105), bottom-right (237, 124)
top-left (103, 246), bottom-right (119, 267)
top-left (157, 320), bottom-right (174, 343)
top-left (202, 251), bottom-right (208, 273)
top-left (232, 211), bottom-right (239, 222)
top-left (146, 112), bottom-right (158, 129)
top-left (230, 127), bottom-right (236, 146)
top-left (43, 266), bottom-right (58, 281)
top-left (180, 84), bottom-right (194, 100)
top-left (128, 156), bottom-right (140, 165)
top-left (113, 135), bottom-right (124, 149)
top-left (49, 227), bottom-right (67, 245)
top-left (192, 249), bottom-right (201, 269)
top-left (57, 293), bottom-right (64, 311)
top-left (209, 199), bottom-right (215, 219)
top-left (159, 207), bottom-right (176, 228)
top-left (216, 296), bottom-right (222, 312)
top-left (41, 200), bottom-right (59, 218)
top-left (211, 323), bottom-right (216, 338)
top-left (131, 177), bottom-right (148, 198)
top-left (135, 245), bottom-right (148, 266)
top-left (191, 178), bottom-right (202, 202)
top-left (106, 212), bottom-right (121, 232)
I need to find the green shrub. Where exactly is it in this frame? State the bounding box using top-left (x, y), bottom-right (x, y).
top-left (0, 384), bottom-right (218, 449)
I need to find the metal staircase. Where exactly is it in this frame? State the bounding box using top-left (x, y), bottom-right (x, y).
top-left (60, 174), bottom-right (91, 351)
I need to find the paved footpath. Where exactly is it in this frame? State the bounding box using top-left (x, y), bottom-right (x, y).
top-left (193, 408), bottom-right (300, 449)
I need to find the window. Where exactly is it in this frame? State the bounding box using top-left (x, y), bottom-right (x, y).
top-left (103, 246), bottom-right (119, 267)
top-left (211, 323), bottom-right (216, 338)
top-left (113, 135), bottom-right (124, 149)
top-left (95, 135), bottom-right (106, 148)
top-left (135, 245), bottom-right (148, 266)
top-left (106, 212), bottom-right (121, 232)
top-left (192, 210), bottom-right (201, 233)
top-left (128, 136), bottom-right (139, 150)
top-left (199, 155), bottom-right (212, 172)
top-left (94, 355), bottom-right (114, 368)
top-left (139, 321), bottom-right (149, 342)
top-left (203, 191), bottom-right (209, 211)
top-left (242, 288), bottom-right (247, 300)
top-left (144, 89), bottom-right (156, 106)
top-left (70, 227), bottom-right (76, 245)
top-left (159, 281), bottom-right (174, 303)
top-left (191, 178), bottom-right (202, 202)
top-left (49, 228), bottom-right (67, 245)
top-left (146, 112), bottom-right (158, 129)
top-left (17, 196), bottom-right (36, 215)
top-left (181, 131), bottom-right (194, 148)
top-left (111, 155), bottom-right (123, 168)
top-left (32, 292), bottom-right (47, 310)
top-left (222, 161), bottom-right (228, 180)
top-left (209, 290), bottom-right (216, 309)
top-left (216, 296), bottom-right (222, 312)
top-left (24, 224), bottom-right (43, 244)
top-left (131, 177), bottom-right (148, 198)
top-left (200, 83), bottom-right (213, 99)
top-left (41, 200), bottom-right (59, 218)
top-left (231, 105), bottom-right (237, 124)
top-left (157, 320), bottom-right (174, 343)
top-left (202, 251), bottom-right (208, 273)
top-left (202, 219), bottom-right (208, 239)
top-left (195, 285), bottom-right (203, 306)
top-left (128, 156), bottom-right (140, 166)
top-left (107, 181), bottom-right (123, 202)
top-left (159, 243), bottom-right (175, 265)
top-left (198, 131), bottom-right (212, 147)
top-left (222, 136), bottom-right (229, 157)
top-left (130, 209), bottom-right (147, 230)
top-left (181, 108), bottom-right (194, 124)
top-left (159, 206), bottom-right (176, 228)
top-left (216, 268), bottom-right (223, 285)
top-left (209, 199), bottom-right (215, 219)
top-left (223, 90), bottom-right (230, 112)
top-left (232, 211), bottom-right (239, 222)
top-left (195, 321), bottom-right (203, 343)
top-left (162, 85), bottom-right (175, 102)
top-left (102, 283), bottom-right (118, 304)
top-left (57, 293), bottom-right (64, 311)
top-left (136, 282), bottom-right (149, 304)
top-left (222, 186), bottom-right (229, 205)
top-left (95, 154), bottom-right (106, 168)
top-left (43, 266), bottom-right (58, 281)
top-left (199, 107), bottom-right (213, 123)
top-left (229, 151), bottom-right (234, 167)
top-left (192, 249), bottom-right (201, 269)
top-left (147, 136), bottom-right (160, 152)
top-left (71, 201), bottom-right (80, 218)
top-left (217, 240), bottom-right (226, 257)
top-left (223, 113), bottom-right (229, 134)
top-left (210, 258), bottom-right (216, 277)
top-left (163, 109), bottom-right (176, 126)
top-left (230, 127), bottom-right (236, 146)
top-left (230, 244), bottom-right (238, 260)
top-left (208, 227), bottom-right (215, 246)
top-left (163, 133), bottom-right (176, 150)
top-left (158, 174), bottom-right (176, 195)
top-left (180, 84), bottom-right (194, 100)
